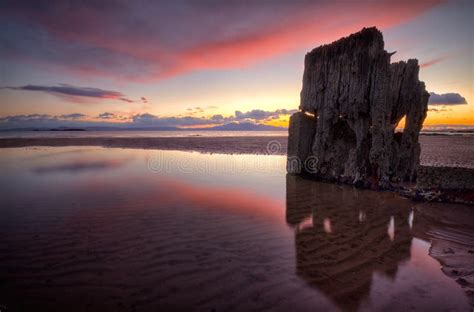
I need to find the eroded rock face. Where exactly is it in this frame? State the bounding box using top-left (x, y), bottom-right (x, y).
top-left (288, 27), bottom-right (429, 188)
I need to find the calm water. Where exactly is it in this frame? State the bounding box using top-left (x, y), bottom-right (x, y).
top-left (0, 147), bottom-right (472, 311)
top-left (0, 130), bottom-right (288, 138)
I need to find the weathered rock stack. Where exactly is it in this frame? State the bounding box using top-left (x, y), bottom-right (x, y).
top-left (287, 27), bottom-right (429, 188)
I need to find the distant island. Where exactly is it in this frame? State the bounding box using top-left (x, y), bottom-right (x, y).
top-left (36, 128), bottom-right (87, 132)
top-left (0, 122), bottom-right (288, 132)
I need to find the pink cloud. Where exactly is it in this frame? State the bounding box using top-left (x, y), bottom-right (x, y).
top-left (420, 55), bottom-right (449, 68)
top-left (1, 0), bottom-right (444, 81)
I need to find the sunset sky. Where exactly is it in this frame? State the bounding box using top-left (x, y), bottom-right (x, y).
top-left (0, 0), bottom-right (472, 129)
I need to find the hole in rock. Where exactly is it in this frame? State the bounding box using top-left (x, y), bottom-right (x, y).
top-left (395, 116), bottom-right (406, 133)
top-left (394, 115), bottom-right (407, 145)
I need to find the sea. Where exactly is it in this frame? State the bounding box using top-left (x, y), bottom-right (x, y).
top-left (0, 130), bottom-right (289, 139)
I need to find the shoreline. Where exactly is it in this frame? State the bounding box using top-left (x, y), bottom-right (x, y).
top-left (1, 135), bottom-right (473, 168)
top-left (0, 136), bottom-right (288, 155)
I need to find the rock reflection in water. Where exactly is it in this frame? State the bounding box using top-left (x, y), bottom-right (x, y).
top-left (286, 175), bottom-right (412, 311)
top-left (286, 174), bottom-right (474, 310)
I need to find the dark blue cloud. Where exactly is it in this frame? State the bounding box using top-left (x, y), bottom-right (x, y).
top-left (3, 84), bottom-right (124, 99)
top-left (119, 97), bottom-right (134, 103)
top-left (0, 113), bottom-right (86, 122)
top-left (60, 113), bottom-right (87, 119)
top-left (0, 113), bottom-right (98, 129)
top-left (0, 114), bottom-right (54, 123)
top-left (429, 92), bottom-right (467, 105)
top-left (2, 84), bottom-right (135, 103)
top-left (98, 112), bottom-right (115, 119)
top-left (132, 114), bottom-right (221, 127)
top-left (235, 109), bottom-right (297, 120)
top-left (210, 114), bottom-right (224, 121)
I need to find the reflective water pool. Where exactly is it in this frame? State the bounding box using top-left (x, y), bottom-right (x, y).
top-left (0, 147), bottom-right (472, 311)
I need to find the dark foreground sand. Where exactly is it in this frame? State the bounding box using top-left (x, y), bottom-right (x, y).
top-left (0, 135), bottom-right (473, 168)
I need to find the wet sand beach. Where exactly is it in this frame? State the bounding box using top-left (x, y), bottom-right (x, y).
top-left (0, 135), bottom-right (473, 168)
